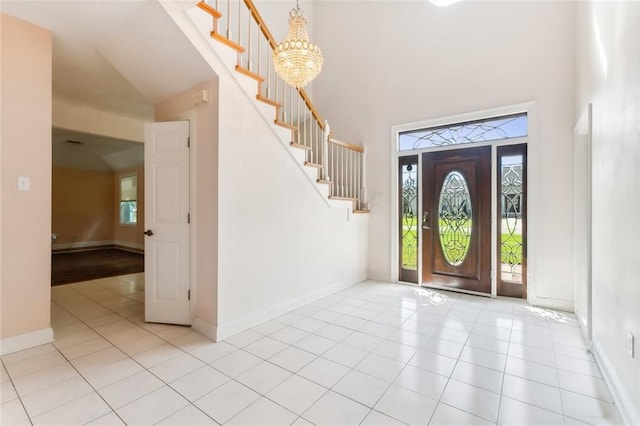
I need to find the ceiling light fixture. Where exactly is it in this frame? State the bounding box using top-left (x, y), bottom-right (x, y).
top-left (273, 0), bottom-right (323, 89)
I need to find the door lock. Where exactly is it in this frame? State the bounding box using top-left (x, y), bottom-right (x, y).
top-left (422, 211), bottom-right (431, 230)
top-left (144, 229), bottom-right (154, 236)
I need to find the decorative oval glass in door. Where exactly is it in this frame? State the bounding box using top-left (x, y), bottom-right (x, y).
top-left (438, 171), bottom-right (473, 266)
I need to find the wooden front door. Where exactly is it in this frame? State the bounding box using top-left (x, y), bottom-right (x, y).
top-left (422, 146), bottom-right (491, 294)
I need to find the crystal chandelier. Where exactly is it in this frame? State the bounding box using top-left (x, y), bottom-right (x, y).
top-left (273, 1), bottom-right (323, 89)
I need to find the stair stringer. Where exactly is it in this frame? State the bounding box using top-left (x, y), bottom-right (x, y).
top-left (160, 1), bottom-right (350, 210)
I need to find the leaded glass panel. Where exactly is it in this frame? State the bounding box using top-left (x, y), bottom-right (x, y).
top-left (500, 155), bottom-right (523, 283)
top-left (399, 113), bottom-right (527, 151)
top-left (438, 171), bottom-right (472, 267)
top-left (401, 164), bottom-right (418, 270)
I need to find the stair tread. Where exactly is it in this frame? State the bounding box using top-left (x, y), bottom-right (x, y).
top-left (304, 162), bottom-right (322, 168)
top-left (317, 179), bottom-right (334, 185)
top-left (257, 94), bottom-right (280, 108)
top-left (197, 1), bottom-right (222, 18)
top-left (236, 65), bottom-right (264, 82)
top-left (274, 120), bottom-right (298, 131)
top-left (211, 31), bottom-right (245, 53)
top-left (329, 196), bottom-right (358, 201)
top-left (353, 209), bottom-right (370, 214)
top-left (291, 142), bottom-right (311, 151)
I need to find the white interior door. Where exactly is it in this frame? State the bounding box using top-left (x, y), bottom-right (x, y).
top-left (144, 121), bottom-right (191, 325)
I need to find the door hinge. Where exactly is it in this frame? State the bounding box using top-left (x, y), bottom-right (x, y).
top-left (187, 213), bottom-right (191, 224)
top-left (187, 137), bottom-right (190, 148)
top-left (188, 290), bottom-right (191, 300)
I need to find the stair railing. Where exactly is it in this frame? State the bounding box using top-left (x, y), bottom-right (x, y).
top-left (198, 0), bottom-right (369, 212)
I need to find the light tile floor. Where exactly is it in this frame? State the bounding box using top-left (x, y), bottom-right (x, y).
top-left (1, 273), bottom-right (623, 425)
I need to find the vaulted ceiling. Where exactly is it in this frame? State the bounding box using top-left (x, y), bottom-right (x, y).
top-left (2, 0), bottom-right (217, 170)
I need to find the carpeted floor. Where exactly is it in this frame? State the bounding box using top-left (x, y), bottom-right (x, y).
top-left (51, 248), bottom-right (144, 286)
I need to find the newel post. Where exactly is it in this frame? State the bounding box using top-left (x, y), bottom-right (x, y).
top-left (323, 120), bottom-right (330, 181)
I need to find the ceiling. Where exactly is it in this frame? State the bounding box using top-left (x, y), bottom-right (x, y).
top-left (52, 128), bottom-right (143, 172)
top-left (2, 0), bottom-right (217, 170)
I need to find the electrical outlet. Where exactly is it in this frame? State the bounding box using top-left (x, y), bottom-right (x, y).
top-left (629, 332), bottom-right (635, 358)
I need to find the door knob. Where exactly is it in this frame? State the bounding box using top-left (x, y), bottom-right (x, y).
top-left (144, 229), bottom-right (154, 236)
top-left (422, 211), bottom-right (431, 230)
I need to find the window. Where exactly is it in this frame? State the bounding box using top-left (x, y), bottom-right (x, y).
top-left (398, 112), bottom-right (527, 151)
top-left (120, 175), bottom-right (137, 225)
top-left (497, 144), bottom-right (527, 298)
top-left (399, 156), bottom-right (419, 283)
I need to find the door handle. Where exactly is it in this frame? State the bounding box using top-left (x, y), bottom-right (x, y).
top-left (144, 229), bottom-right (154, 236)
top-left (422, 211), bottom-right (431, 230)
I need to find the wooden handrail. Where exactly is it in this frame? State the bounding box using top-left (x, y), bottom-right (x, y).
top-left (329, 137), bottom-right (364, 153)
top-left (243, 0), bottom-right (277, 50)
top-left (243, 0), bottom-right (325, 130)
top-left (298, 88), bottom-right (324, 129)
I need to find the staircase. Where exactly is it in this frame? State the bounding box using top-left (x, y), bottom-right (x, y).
top-left (188, 0), bottom-right (369, 214)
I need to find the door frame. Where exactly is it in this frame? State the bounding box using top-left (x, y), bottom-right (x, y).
top-left (573, 104), bottom-right (592, 345)
top-left (169, 111), bottom-right (196, 324)
top-left (390, 102), bottom-right (535, 298)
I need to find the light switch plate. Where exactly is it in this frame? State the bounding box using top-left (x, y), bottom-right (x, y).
top-left (17, 176), bottom-right (30, 191)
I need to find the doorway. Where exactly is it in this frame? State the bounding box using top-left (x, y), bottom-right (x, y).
top-left (394, 109), bottom-right (530, 298)
top-left (422, 146), bottom-right (491, 294)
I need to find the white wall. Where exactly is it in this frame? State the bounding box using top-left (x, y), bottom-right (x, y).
top-left (216, 71), bottom-right (368, 338)
top-left (155, 79), bottom-right (220, 339)
top-left (576, 2), bottom-right (640, 423)
top-left (165, 1), bottom-right (369, 340)
top-left (312, 1), bottom-right (577, 309)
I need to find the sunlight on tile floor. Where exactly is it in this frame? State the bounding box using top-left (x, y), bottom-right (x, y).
top-left (1, 274), bottom-right (623, 425)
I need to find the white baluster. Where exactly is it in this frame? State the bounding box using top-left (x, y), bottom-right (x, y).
top-left (226, 0), bottom-right (231, 38)
top-left (257, 27), bottom-right (261, 76)
top-left (238, 0), bottom-right (242, 45)
top-left (323, 121), bottom-right (330, 181)
top-left (246, 13), bottom-right (252, 69)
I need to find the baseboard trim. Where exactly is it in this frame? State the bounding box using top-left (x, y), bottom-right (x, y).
top-left (530, 296), bottom-right (574, 313)
top-left (216, 278), bottom-right (360, 341)
top-left (0, 328), bottom-right (54, 356)
top-left (52, 240), bottom-right (114, 252)
top-left (113, 241), bottom-right (145, 253)
top-left (52, 241), bottom-right (144, 254)
top-left (193, 317), bottom-right (217, 342)
top-left (590, 340), bottom-right (638, 425)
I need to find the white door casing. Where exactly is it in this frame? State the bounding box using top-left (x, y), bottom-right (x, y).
top-left (144, 121), bottom-right (191, 325)
top-left (573, 104), bottom-right (592, 344)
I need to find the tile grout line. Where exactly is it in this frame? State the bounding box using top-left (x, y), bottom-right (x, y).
top-left (1, 358), bottom-right (35, 426)
top-left (52, 280), bottom-right (223, 424)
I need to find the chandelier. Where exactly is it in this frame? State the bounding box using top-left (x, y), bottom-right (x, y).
top-left (273, 1), bottom-right (323, 89)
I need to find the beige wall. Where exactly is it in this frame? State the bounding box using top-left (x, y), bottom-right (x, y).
top-left (114, 167), bottom-right (145, 249)
top-left (52, 167), bottom-right (115, 247)
top-left (155, 79), bottom-right (219, 334)
top-left (0, 14), bottom-right (52, 341)
top-left (52, 167), bottom-right (145, 250)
